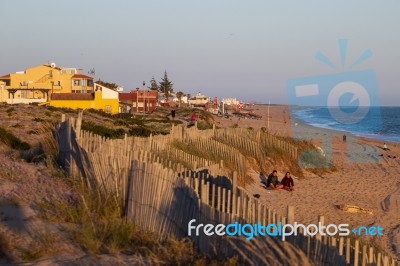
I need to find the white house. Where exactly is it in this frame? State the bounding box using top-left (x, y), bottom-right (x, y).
top-left (221, 97), bottom-right (239, 106)
top-left (172, 95), bottom-right (188, 104)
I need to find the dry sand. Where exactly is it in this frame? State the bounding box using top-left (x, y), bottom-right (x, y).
top-left (214, 104), bottom-right (400, 258)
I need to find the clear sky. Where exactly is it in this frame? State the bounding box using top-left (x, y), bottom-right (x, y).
top-left (1, 0), bottom-right (399, 105)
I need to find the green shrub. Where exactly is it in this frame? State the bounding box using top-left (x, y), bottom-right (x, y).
top-left (12, 123), bottom-right (23, 128)
top-left (129, 117), bottom-right (145, 126)
top-left (197, 121), bottom-right (213, 130)
top-left (33, 118), bottom-right (45, 122)
top-left (46, 106), bottom-right (75, 113)
top-left (87, 108), bottom-right (112, 118)
top-left (28, 129), bottom-right (39, 135)
top-left (0, 126), bottom-right (31, 150)
top-left (81, 121), bottom-right (125, 139)
top-left (128, 126), bottom-right (152, 137)
top-left (113, 119), bottom-right (130, 127)
top-left (111, 113), bottom-right (132, 119)
top-left (6, 107), bottom-right (15, 113)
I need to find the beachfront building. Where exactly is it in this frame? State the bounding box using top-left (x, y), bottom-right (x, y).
top-left (172, 95), bottom-right (188, 104)
top-left (221, 97), bottom-right (239, 106)
top-left (49, 83), bottom-right (119, 114)
top-left (119, 89), bottom-right (158, 113)
top-left (188, 92), bottom-right (210, 108)
top-left (0, 63), bottom-right (94, 104)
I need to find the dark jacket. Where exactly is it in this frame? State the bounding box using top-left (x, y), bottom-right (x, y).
top-left (281, 176), bottom-right (294, 188)
top-left (267, 173), bottom-right (279, 187)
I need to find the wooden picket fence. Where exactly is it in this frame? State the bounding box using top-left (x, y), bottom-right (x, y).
top-left (56, 112), bottom-right (398, 266)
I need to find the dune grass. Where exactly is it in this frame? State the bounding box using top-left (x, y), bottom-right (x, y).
top-left (37, 179), bottom-right (236, 264)
top-left (0, 126), bottom-right (31, 150)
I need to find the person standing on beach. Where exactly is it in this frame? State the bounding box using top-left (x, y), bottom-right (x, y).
top-left (190, 110), bottom-right (197, 122)
top-left (267, 170), bottom-right (283, 190)
top-left (343, 134), bottom-right (347, 142)
top-left (281, 172), bottom-right (294, 191)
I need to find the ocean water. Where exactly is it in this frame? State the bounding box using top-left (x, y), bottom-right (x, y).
top-left (291, 106), bottom-right (400, 143)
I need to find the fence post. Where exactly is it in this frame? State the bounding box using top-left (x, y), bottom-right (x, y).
top-left (354, 239), bottom-right (359, 266)
top-left (377, 253), bottom-right (382, 266)
top-left (362, 245), bottom-right (367, 266)
top-left (338, 237), bottom-right (344, 256)
top-left (231, 171), bottom-right (238, 214)
top-left (368, 247), bottom-right (374, 265)
top-left (76, 109), bottom-right (82, 138)
top-left (346, 238), bottom-right (351, 265)
top-left (317, 215), bottom-right (324, 241)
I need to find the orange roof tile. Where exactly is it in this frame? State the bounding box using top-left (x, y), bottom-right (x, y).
top-left (51, 93), bottom-right (94, 101)
top-left (72, 74), bottom-right (93, 79)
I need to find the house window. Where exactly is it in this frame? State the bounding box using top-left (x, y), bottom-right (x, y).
top-left (73, 80), bottom-right (80, 86)
top-left (0, 80), bottom-right (10, 86)
top-left (105, 105), bottom-right (112, 113)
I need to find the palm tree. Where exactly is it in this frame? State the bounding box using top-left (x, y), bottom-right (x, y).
top-left (175, 91), bottom-right (185, 107)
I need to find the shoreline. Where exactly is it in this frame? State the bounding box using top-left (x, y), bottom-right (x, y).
top-left (289, 105), bottom-right (400, 144)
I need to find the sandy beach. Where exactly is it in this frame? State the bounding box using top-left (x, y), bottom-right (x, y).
top-left (214, 104), bottom-right (400, 258)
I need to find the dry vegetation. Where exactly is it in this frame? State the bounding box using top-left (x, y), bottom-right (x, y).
top-left (0, 103), bottom-right (332, 264)
top-left (0, 103), bottom-right (237, 265)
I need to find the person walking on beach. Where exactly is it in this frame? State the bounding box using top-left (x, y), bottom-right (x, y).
top-left (281, 172), bottom-right (294, 191)
top-left (343, 134), bottom-right (347, 142)
top-left (267, 170), bottom-right (283, 190)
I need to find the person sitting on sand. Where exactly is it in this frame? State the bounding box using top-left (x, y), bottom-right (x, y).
top-left (259, 172), bottom-right (268, 188)
top-left (383, 143), bottom-right (390, 151)
top-left (281, 171), bottom-right (294, 191)
top-left (267, 170), bottom-right (283, 190)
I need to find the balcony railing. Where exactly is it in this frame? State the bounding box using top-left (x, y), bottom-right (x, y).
top-left (71, 86), bottom-right (93, 93)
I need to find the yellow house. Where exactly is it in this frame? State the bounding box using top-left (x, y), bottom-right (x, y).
top-left (49, 83), bottom-right (119, 114)
top-left (0, 81), bottom-right (7, 103)
top-left (0, 63), bottom-right (93, 104)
